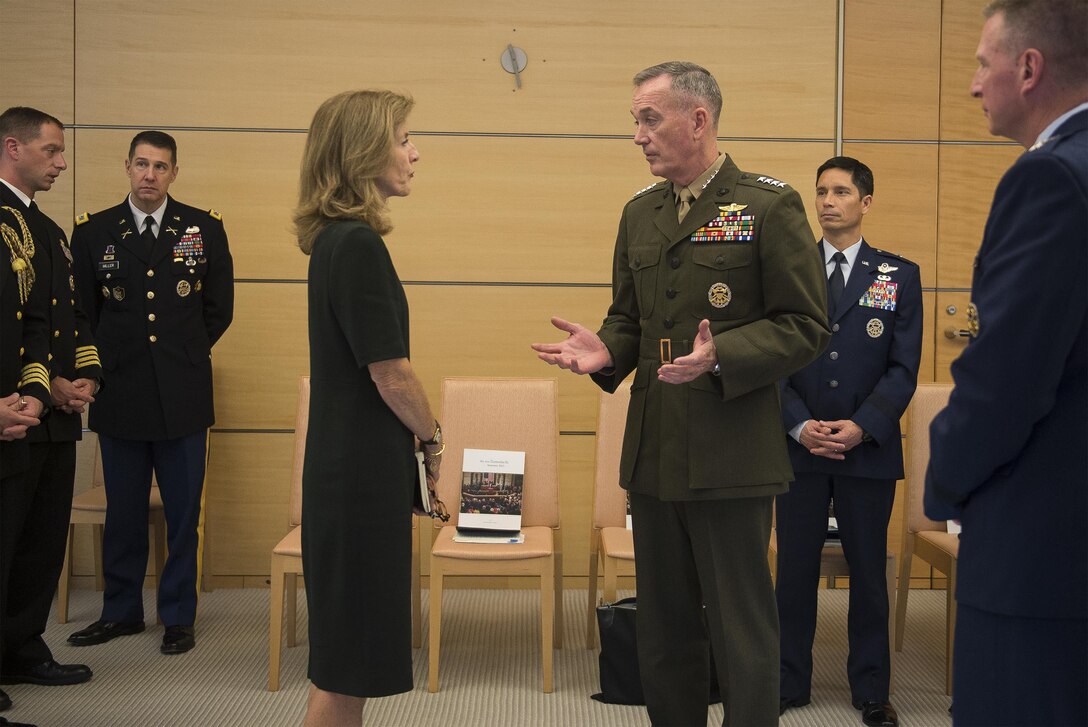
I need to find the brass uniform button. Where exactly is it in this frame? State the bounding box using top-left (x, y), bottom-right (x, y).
top-left (149, 335), bottom-right (158, 343)
top-left (148, 314), bottom-right (156, 322)
top-left (147, 270), bottom-right (155, 277)
top-left (147, 291), bottom-right (155, 300)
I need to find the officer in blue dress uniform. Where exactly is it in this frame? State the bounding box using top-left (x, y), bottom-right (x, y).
top-left (925, 2), bottom-right (1087, 725)
top-left (67, 131), bottom-right (234, 656)
top-left (777, 157), bottom-right (921, 727)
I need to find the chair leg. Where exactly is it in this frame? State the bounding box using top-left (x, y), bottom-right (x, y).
top-left (946, 560), bottom-right (957, 696)
top-left (427, 567), bottom-right (444, 693)
top-left (894, 534), bottom-right (914, 652)
top-left (586, 541), bottom-right (600, 649)
top-left (57, 524), bottom-right (75, 624)
top-left (411, 532), bottom-right (421, 649)
top-left (151, 511), bottom-right (166, 626)
top-left (602, 555), bottom-right (619, 606)
top-left (553, 550), bottom-right (563, 651)
top-left (268, 554), bottom-right (286, 692)
top-left (285, 573), bottom-right (298, 648)
top-left (885, 553), bottom-right (896, 696)
top-left (540, 558), bottom-right (555, 693)
top-left (92, 523), bottom-right (105, 591)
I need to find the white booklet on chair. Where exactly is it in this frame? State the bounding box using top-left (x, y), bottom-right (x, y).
top-left (453, 448), bottom-right (524, 542)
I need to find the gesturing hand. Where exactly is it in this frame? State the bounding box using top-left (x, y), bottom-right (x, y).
top-left (530, 317), bottom-right (613, 375)
top-left (658, 319), bottom-right (717, 385)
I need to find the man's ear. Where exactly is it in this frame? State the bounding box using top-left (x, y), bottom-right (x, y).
top-left (1019, 48), bottom-right (1044, 94)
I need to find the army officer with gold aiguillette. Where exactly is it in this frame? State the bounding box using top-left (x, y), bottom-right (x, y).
top-left (68, 131), bottom-right (233, 657)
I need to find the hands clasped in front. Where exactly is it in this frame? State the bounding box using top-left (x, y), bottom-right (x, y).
top-left (0, 392), bottom-right (43, 441)
top-left (798, 418), bottom-right (865, 460)
top-left (531, 316), bottom-right (719, 383)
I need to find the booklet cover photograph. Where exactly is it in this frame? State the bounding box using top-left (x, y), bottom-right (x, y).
top-left (456, 448), bottom-right (525, 536)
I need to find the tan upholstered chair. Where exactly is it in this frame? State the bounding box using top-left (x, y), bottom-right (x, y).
top-left (57, 439), bottom-right (166, 625)
top-left (428, 377), bottom-right (562, 693)
top-left (267, 375), bottom-right (423, 691)
top-left (768, 503), bottom-right (898, 691)
top-left (586, 380), bottom-right (635, 649)
top-left (894, 383), bottom-right (957, 695)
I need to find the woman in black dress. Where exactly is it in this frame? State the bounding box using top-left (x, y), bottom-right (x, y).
top-left (293, 89), bottom-right (444, 725)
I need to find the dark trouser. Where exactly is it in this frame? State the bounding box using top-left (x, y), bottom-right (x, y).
top-left (629, 491), bottom-right (778, 727)
top-left (775, 472), bottom-right (895, 705)
top-left (98, 432), bottom-right (207, 627)
top-left (953, 604), bottom-right (1087, 726)
top-left (0, 441), bottom-right (76, 670)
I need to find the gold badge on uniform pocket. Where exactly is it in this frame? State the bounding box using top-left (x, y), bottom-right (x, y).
top-left (708, 282), bottom-right (732, 308)
top-left (195, 280), bottom-right (203, 291)
top-left (866, 318), bottom-right (884, 338)
top-left (112, 286), bottom-right (125, 301)
top-left (177, 280), bottom-right (191, 297)
top-left (101, 285), bottom-right (110, 298)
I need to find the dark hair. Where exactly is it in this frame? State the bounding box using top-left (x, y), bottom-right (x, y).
top-left (128, 130), bottom-right (178, 165)
top-left (817, 156), bottom-right (874, 198)
top-left (984, 0), bottom-right (1087, 89)
top-left (633, 61), bottom-right (723, 128)
top-left (0, 107), bottom-right (64, 143)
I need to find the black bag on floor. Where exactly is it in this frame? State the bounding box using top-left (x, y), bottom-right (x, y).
top-left (591, 597), bottom-right (722, 705)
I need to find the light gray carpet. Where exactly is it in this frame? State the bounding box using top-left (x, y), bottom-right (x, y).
top-left (12, 587), bottom-right (953, 726)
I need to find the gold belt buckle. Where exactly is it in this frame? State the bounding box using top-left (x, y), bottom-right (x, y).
top-left (659, 338), bottom-right (672, 364)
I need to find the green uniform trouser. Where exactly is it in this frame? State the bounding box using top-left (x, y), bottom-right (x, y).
top-left (630, 491), bottom-right (779, 727)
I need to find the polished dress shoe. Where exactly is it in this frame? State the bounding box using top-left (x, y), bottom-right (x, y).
top-left (67, 620), bottom-right (144, 646)
top-left (779, 696), bottom-right (810, 715)
top-left (160, 625), bottom-right (195, 655)
top-left (0, 688), bottom-right (10, 711)
top-left (854, 700), bottom-right (899, 727)
top-left (0, 660), bottom-right (92, 686)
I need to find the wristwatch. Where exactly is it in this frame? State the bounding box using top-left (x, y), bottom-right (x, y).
top-left (422, 421), bottom-right (442, 447)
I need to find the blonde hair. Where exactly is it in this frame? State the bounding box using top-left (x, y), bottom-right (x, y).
top-left (293, 89), bottom-right (414, 254)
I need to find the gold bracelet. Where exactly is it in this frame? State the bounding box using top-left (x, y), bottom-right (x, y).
top-left (423, 442), bottom-right (446, 457)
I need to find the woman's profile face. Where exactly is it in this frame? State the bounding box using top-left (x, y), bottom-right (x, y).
top-left (375, 122), bottom-right (419, 200)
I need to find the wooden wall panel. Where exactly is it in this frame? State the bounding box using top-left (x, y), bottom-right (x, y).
top-left (843, 0), bottom-right (941, 140)
top-left (73, 0), bottom-right (836, 139)
top-left (939, 0), bottom-right (992, 140)
top-left (840, 142), bottom-right (938, 287)
top-left (936, 144), bottom-right (1020, 288)
top-left (0, 0), bottom-right (75, 121)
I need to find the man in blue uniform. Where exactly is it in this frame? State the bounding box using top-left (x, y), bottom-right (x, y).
top-left (777, 157), bottom-right (921, 727)
top-left (67, 131), bottom-right (234, 656)
top-left (925, 1), bottom-right (1087, 725)
top-left (0, 107), bottom-right (99, 717)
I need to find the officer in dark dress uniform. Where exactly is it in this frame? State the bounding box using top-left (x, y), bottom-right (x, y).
top-left (0, 107), bottom-right (98, 718)
top-left (534, 62), bottom-right (829, 727)
top-left (925, 3), bottom-right (1087, 725)
top-left (68, 131), bottom-right (234, 656)
top-left (777, 157), bottom-right (921, 727)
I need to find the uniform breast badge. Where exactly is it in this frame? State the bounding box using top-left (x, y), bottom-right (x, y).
top-left (708, 282), bottom-right (732, 308)
top-left (175, 227), bottom-right (205, 262)
top-left (866, 318), bottom-right (885, 338)
top-left (692, 203), bottom-right (755, 243)
top-left (859, 280), bottom-right (898, 311)
top-left (877, 262), bottom-right (899, 273)
top-left (966, 302), bottom-right (980, 338)
top-left (101, 285), bottom-right (110, 298)
top-left (177, 280), bottom-right (192, 297)
top-left (112, 286), bottom-right (125, 301)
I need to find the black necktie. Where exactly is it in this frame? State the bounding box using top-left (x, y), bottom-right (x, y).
top-left (828, 251), bottom-right (846, 310)
top-left (142, 217), bottom-right (156, 247)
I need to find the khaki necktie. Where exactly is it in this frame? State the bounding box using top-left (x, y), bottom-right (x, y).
top-left (676, 187), bottom-right (695, 223)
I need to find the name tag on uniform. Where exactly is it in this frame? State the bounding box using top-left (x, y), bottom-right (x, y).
top-left (96, 260), bottom-right (120, 272)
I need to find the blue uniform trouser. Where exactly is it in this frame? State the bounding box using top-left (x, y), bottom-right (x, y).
top-left (98, 431), bottom-right (206, 627)
top-left (775, 472), bottom-right (896, 705)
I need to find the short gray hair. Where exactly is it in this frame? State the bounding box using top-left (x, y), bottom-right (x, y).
top-left (984, 0), bottom-right (1087, 89)
top-left (633, 61), bottom-right (723, 127)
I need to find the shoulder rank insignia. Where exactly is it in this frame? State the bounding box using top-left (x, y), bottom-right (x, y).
top-left (877, 262), bottom-right (899, 273)
top-left (755, 175), bottom-right (788, 188)
top-left (631, 181), bottom-right (665, 199)
top-left (75, 212), bottom-right (91, 226)
top-left (208, 209), bottom-right (222, 220)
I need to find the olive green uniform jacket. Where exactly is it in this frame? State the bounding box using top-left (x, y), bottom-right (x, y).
top-left (591, 155), bottom-right (830, 501)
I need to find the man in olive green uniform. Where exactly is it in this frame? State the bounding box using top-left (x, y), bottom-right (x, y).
top-left (533, 62), bottom-right (829, 726)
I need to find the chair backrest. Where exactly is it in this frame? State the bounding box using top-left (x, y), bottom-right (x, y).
top-left (592, 380), bottom-right (632, 530)
top-left (434, 377), bottom-right (560, 529)
top-left (904, 383), bottom-right (953, 535)
top-left (288, 376), bottom-right (310, 528)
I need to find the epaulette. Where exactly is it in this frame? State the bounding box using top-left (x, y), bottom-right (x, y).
top-left (75, 212), bottom-right (91, 226)
top-left (208, 209), bottom-right (223, 221)
top-left (872, 248), bottom-right (913, 264)
top-left (631, 181), bottom-right (667, 199)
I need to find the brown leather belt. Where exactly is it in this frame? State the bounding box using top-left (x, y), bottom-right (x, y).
top-left (640, 337), bottom-right (693, 364)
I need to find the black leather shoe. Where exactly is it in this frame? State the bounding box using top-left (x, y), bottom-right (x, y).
top-left (779, 696), bottom-right (810, 715)
top-left (0, 717), bottom-right (38, 726)
top-left (67, 620), bottom-right (145, 646)
top-left (855, 700), bottom-right (899, 727)
top-left (0, 660), bottom-right (92, 686)
top-left (160, 625), bottom-right (195, 655)
top-left (0, 688), bottom-right (10, 711)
